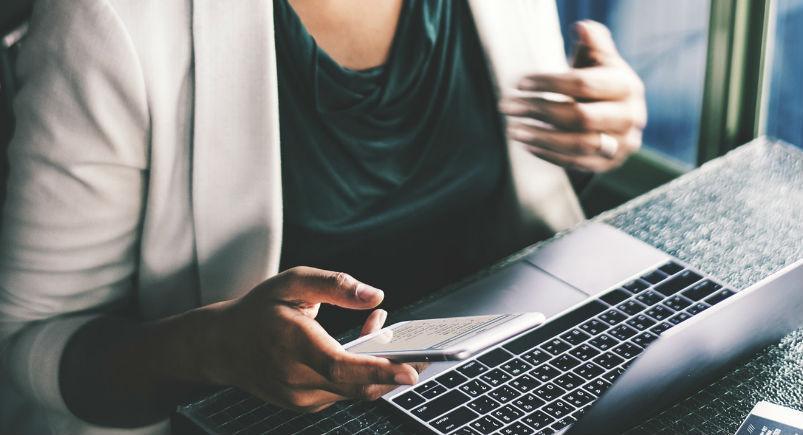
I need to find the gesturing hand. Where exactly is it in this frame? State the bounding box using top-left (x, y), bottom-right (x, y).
top-left (500, 20), bottom-right (647, 172)
top-left (208, 267), bottom-right (420, 412)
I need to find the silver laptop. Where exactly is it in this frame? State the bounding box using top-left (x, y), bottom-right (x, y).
top-left (383, 222), bottom-right (803, 434)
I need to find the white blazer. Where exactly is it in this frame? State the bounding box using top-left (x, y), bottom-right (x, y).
top-left (0, 0), bottom-right (583, 433)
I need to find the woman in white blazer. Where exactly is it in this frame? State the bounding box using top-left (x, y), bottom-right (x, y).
top-left (0, 0), bottom-right (645, 433)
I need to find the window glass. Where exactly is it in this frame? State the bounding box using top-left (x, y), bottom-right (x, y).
top-left (557, 0), bottom-right (711, 166)
top-left (765, 0), bottom-right (803, 148)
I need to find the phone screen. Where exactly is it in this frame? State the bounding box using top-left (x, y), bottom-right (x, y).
top-left (347, 314), bottom-right (524, 354)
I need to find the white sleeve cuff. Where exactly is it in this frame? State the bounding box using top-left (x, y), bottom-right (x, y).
top-left (6, 315), bottom-right (100, 415)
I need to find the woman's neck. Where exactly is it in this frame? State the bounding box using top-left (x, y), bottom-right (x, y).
top-left (287, 0), bottom-right (403, 71)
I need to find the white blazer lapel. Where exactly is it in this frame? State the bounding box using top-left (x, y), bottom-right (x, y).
top-left (192, 0), bottom-right (284, 304)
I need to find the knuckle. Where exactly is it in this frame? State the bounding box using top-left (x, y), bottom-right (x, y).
top-left (573, 104), bottom-right (594, 130)
top-left (324, 357), bottom-right (344, 382)
top-left (330, 271), bottom-right (356, 290)
top-left (572, 74), bottom-right (593, 96)
top-left (578, 135), bottom-right (597, 154)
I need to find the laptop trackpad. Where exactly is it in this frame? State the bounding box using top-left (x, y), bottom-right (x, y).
top-left (401, 262), bottom-right (587, 321)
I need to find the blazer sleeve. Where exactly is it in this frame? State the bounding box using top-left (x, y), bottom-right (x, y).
top-left (0, 0), bottom-right (149, 415)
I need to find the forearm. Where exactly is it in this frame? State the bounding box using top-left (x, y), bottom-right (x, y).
top-left (59, 303), bottom-right (227, 428)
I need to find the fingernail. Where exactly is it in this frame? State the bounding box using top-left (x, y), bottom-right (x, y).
top-left (394, 372), bottom-right (417, 385)
top-left (356, 284), bottom-right (384, 302)
top-left (377, 310), bottom-right (388, 324)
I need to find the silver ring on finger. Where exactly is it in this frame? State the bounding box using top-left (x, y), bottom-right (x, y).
top-left (598, 132), bottom-right (619, 159)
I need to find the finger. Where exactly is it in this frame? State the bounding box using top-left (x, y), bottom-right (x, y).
top-left (298, 316), bottom-right (420, 386)
top-left (518, 67), bottom-right (636, 101)
top-left (500, 98), bottom-right (645, 133)
top-left (572, 20), bottom-right (620, 66)
top-left (526, 145), bottom-right (614, 173)
top-left (274, 387), bottom-right (346, 412)
top-left (276, 266), bottom-right (384, 310)
top-left (291, 362), bottom-right (400, 402)
top-left (507, 123), bottom-right (609, 156)
top-left (360, 309), bottom-right (388, 337)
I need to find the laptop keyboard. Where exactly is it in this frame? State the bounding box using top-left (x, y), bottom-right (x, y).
top-left (389, 261), bottom-right (736, 434)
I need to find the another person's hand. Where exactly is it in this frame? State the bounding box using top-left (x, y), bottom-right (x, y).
top-left (207, 266), bottom-right (420, 412)
top-left (500, 20), bottom-right (647, 172)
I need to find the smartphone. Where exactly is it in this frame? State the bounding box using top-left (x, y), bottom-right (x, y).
top-left (343, 313), bottom-right (545, 362)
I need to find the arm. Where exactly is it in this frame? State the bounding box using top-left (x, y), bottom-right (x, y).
top-left (1, 0), bottom-right (417, 428)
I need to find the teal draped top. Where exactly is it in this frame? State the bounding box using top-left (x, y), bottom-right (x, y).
top-left (275, 0), bottom-right (508, 331)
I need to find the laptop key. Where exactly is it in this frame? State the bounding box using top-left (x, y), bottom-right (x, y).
top-left (470, 415), bottom-right (504, 434)
top-left (588, 334), bottom-right (619, 351)
top-left (478, 348), bottom-right (515, 368)
top-left (564, 389), bottom-right (595, 407)
top-left (522, 349), bottom-right (551, 366)
top-left (650, 322), bottom-right (673, 335)
top-left (600, 289), bottom-right (630, 306)
top-left (551, 415), bottom-right (577, 431)
top-left (686, 302), bottom-right (710, 315)
top-left (431, 407), bottom-right (479, 434)
top-left (668, 312), bottom-right (692, 325)
top-left (583, 378), bottom-right (612, 396)
top-left (603, 367), bottom-right (625, 383)
top-left (593, 352), bottom-right (625, 370)
top-left (392, 391), bottom-right (425, 410)
top-left (436, 371), bottom-right (468, 389)
top-left (705, 289), bottom-right (736, 305)
top-left (655, 270), bottom-right (703, 296)
top-left (550, 354), bottom-right (581, 371)
top-left (617, 299), bottom-right (647, 315)
top-left (508, 374), bottom-right (541, 393)
top-left (612, 342), bottom-right (643, 360)
top-left (534, 383), bottom-right (565, 401)
top-left (493, 405), bottom-right (524, 425)
top-left (489, 385), bottom-right (520, 403)
top-left (468, 395), bottom-right (500, 414)
top-left (503, 300), bottom-right (607, 354)
top-left (644, 305), bottom-right (675, 321)
top-left (579, 318), bottom-right (609, 336)
top-left (631, 331), bottom-right (658, 347)
top-left (635, 290), bottom-right (664, 306)
top-left (412, 390), bottom-right (469, 421)
top-left (460, 379), bottom-right (492, 397)
top-left (521, 410), bottom-right (554, 430)
top-left (658, 261), bottom-right (684, 275)
top-left (569, 344), bottom-right (600, 361)
top-left (574, 362), bottom-right (605, 380)
top-left (499, 421), bottom-right (535, 435)
top-left (682, 279), bottom-right (722, 301)
top-left (454, 428), bottom-right (482, 435)
top-left (598, 309), bottom-right (628, 326)
top-left (415, 380), bottom-right (441, 395)
top-left (555, 372), bottom-right (585, 390)
top-left (626, 314), bottom-right (656, 331)
top-left (501, 359), bottom-right (533, 377)
top-left (542, 399), bottom-right (575, 419)
top-left (481, 369), bottom-right (512, 387)
top-left (622, 279), bottom-right (650, 293)
top-left (664, 295), bottom-right (692, 311)
top-left (530, 364), bottom-right (561, 382)
top-left (541, 338), bottom-right (571, 356)
top-left (420, 384), bottom-right (448, 399)
top-left (456, 361), bottom-right (489, 378)
top-left (513, 393), bottom-right (546, 413)
top-left (560, 329), bottom-right (591, 345)
top-left (641, 270), bottom-right (668, 284)
top-left (609, 324), bottom-right (638, 340)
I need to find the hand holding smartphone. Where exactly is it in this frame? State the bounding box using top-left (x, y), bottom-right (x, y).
top-left (343, 313), bottom-right (545, 362)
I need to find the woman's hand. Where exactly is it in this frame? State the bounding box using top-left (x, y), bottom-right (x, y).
top-left (207, 266), bottom-right (420, 412)
top-left (500, 20), bottom-right (647, 173)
